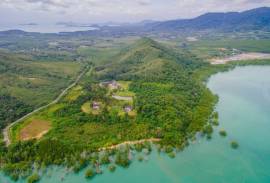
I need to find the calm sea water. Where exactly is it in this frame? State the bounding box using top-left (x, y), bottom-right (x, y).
top-left (0, 24), bottom-right (98, 33)
top-left (1, 66), bottom-right (270, 183)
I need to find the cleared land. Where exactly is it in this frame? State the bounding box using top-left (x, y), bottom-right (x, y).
top-left (19, 120), bottom-right (51, 141)
top-left (210, 52), bottom-right (270, 64)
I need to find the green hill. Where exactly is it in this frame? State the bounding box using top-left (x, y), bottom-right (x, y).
top-left (96, 38), bottom-right (205, 80)
top-left (95, 38), bottom-right (215, 144)
top-left (2, 38), bottom-right (217, 179)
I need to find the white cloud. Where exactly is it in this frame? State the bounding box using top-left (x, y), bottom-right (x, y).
top-left (0, 0), bottom-right (269, 24)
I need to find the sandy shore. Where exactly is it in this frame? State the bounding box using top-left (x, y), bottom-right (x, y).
top-left (210, 52), bottom-right (270, 65)
top-left (99, 138), bottom-right (160, 151)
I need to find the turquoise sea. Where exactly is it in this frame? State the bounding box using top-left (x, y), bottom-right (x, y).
top-left (1, 66), bottom-right (270, 183)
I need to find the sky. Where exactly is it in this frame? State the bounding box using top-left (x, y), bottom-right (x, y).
top-left (0, 0), bottom-right (270, 26)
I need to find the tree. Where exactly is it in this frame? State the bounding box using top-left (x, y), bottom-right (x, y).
top-left (85, 168), bottom-right (95, 179)
top-left (27, 173), bottom-right (40, 183)
top-left (108, 164), bottom-right (116, 172)
top-left (219, 130), bottom-right (227, 137)
top-left (231, 141), bottom-right (239, 149)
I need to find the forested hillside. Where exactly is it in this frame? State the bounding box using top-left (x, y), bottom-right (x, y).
top-left (0, 51), bottom-right (81, 132)
top-left (96, 38), bottom-right (216, 144)
top-left (148, 7), bottom-right (270, 31)
top-left (0, 38), bottom-right (218, 180)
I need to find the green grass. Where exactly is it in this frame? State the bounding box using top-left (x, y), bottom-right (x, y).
top-left (114, 90), bottom-right (135, 97)
top-left (118, 81), bottom-right (132, 90)
top-left (114, 81), bottom-right (135, 97)
top-left (81, 101), bottom-right (92, 114)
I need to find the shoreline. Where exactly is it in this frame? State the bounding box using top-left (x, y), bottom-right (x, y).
top-left (210, 52), bottom-right (270, 65)
top-left (98, 138), bottom-right (161, 151)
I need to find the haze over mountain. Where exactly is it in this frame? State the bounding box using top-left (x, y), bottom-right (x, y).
top-left (147, 7), bottom-right (270, 31)
top-left (0, 7), bottom-right (270, 34)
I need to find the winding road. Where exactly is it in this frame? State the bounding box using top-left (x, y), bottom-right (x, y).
top-left (3, 66), bottom-right (90, 146)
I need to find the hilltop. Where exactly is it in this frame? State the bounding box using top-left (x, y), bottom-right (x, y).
top-left (96, 38), bottom-right (205, 80)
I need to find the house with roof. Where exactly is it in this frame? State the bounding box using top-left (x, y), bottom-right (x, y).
top-left (124, 105), bottom-right (133, 113)
top-left (92, 101), bottom-right (100, 110)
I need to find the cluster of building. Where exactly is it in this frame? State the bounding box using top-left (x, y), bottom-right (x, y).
top-left (99, 80), bottom-right (121, 90)
top-left (92, 102), bottom-right (100, 110)
top-left (91, 101), bottom-right (133, 114)
top-left (92, 80), bottom-right (133, 114)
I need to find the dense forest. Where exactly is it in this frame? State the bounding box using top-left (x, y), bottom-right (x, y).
top-left (0, 38), bottom-right (222, 181)
top-left (0, 51), bottom-right (82, 134)
top-left (0, 94), bottom-right (33, 130)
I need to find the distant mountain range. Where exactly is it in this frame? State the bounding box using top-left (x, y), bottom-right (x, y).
top-left (1, 7), bottom-right (270, 35)
top-left (146, 7), bottom-right (270, 31)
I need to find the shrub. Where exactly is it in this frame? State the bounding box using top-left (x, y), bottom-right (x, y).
top-left (203, 125), bottom-right (213, 135)
top-left (231, 141), bottom-right (239, 149)
top-left (165, 145), bottom-right (174, 153)
top-left (138, 155), bottom-right (144, 162)
top-left (100, 153), bottom-right (110, 165)
top-left (219, 130), bottom-right (227, 137)
top-left (108, 164), bottom-right (116, 172)
top-left (85, 168), bottom-right (95, 179)
top-left (212, 119), bottom-right (219, 126)
top-left (134, 144), bottom-right (143, 152)
top-left (27, 173), bottom-right (40, 183)
top-left (115, 152), bottom-right (130, 168)
top-left (168, 152), bottom-right (176, 159)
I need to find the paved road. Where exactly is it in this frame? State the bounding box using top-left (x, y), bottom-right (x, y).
top-left (3, 66), bottom-right (90, 146)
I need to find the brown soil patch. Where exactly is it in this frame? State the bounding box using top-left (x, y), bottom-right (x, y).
top-left (19, 120), bottom-right (51, 141)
